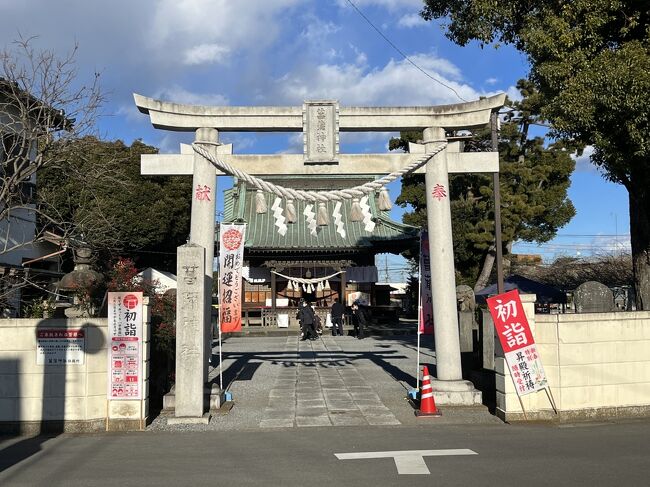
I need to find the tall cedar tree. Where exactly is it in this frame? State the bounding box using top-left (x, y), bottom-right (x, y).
top-left (391, 83), bottom-right (575, 290)
top-left (420, 1), bottom-right (650, 306)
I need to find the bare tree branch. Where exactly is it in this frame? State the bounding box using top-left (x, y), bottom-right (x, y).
top-left (1, 37), bottom-right (105, 311)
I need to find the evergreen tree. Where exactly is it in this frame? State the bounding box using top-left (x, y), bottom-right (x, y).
top-left (38, 137), bottom-right (192, 272)
top-left (392, 83), bottom-right (575, 289)
top-left (420, 0), bottom-right (650, 306)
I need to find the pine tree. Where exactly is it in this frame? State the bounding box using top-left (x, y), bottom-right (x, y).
top-left (392, 82), bottom-right (575, 289)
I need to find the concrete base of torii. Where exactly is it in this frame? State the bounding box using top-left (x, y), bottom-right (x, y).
top-left (163, 383), bottom-right (226, 415)
top-left (429, 379), bottom-right (483, 406)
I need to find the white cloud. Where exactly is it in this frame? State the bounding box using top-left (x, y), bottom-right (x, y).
top-left (505, 85), bottom-right (522, 102)
top-left (591, 234), bottom-right (631, 254)
top-left (300, 20), bottom-right (341, 44)
top-left (272, 53), bottom-right (478, 106)
top-left (572, 145), bottom-right (598, 173)
top-left (153, 85), bottom-right (229, 106)
top-left (485, 77), bottom-right (498, 85)
top-left (115, 104), bottom-right (145, 123)
top-left (148, 0), bottom-right (303, 63)
top-left (183, 43), bottom-right (230, 65)
top-left (336, 0), bottom-right (424, 11)
top-left (348, 44), bottom-right (369, 66)
top-left (276, 133), bottom-right (304, 154)
top-left (397, 13), bottom-right (426, 28)
top-left (157, 132), bottom-right (193, 154)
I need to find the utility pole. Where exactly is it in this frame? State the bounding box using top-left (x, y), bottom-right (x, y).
top-left (384, 255), bottom-right (390, 282)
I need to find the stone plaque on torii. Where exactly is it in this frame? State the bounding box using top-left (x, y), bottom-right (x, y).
top-left (134, 93), bottom-right (506, 414)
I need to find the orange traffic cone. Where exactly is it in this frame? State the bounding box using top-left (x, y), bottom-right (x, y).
top-left (415, 366), bottom-right (442, 417)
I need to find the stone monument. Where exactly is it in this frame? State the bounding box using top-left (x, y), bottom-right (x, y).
top-left (456, 284), bottom-right (476, 353)
top-left (168, 244), bottom-right (209, 424)
top-left (574, 281), bottom-right (615, 313)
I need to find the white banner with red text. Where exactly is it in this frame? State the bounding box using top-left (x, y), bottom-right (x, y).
top-left (107, 292), bottom-right (143, 400)
top-left (219, 224), bottom-right (246, 333)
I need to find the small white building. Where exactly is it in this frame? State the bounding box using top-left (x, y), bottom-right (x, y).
top-left (136, 267), bottom-right (177, 294)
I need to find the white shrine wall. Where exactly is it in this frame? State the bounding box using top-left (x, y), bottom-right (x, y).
top-left (0, 300), bottom-right (150, 433)
top-left (496, 297), bottom-right (650, 422)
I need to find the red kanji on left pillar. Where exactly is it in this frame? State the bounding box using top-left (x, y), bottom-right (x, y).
top-left (195, 184), bottom-right (212, 201)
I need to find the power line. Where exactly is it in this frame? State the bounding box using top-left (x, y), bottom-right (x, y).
top-left (343, 0), bottom-right (467, 102)
top-left (553, 234), bottom-right (631, 238)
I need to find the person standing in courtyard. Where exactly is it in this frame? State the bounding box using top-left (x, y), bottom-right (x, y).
top-left (330, 298), bottom-right (345, 336)
top-left (298, 300), bottom-right (317, 341)
top-left (352, 301), bottom-right (368, 339)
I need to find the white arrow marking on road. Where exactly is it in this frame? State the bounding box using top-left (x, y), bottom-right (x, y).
top-left (335, 449), bottom-right (477, 475)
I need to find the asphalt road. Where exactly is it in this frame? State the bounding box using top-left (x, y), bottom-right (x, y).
top-left (1, 421), bottom-right (649, 486)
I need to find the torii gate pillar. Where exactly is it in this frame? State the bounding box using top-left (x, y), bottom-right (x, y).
top-left (192, 127), bottom-right (218, 384)
top-left (424, 127), bottom-right (481, 404)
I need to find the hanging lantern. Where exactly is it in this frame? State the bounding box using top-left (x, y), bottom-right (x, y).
top-left (285, 199), bottom-right (297, 223)
top-left (350, 198), bottom-right (363, 222)
top-left (255, 190), bottom-right (267, 213)
top-left (377, 186), bottom-right (392, 211)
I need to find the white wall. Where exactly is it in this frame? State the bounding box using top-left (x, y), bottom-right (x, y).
top-left (496, 302), bottom-right (650, 422)
top-left (0, 301), bottom-right (150, 432)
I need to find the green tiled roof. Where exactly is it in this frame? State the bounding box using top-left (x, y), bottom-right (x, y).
top-left (222, 181), bottom-right (417, 252)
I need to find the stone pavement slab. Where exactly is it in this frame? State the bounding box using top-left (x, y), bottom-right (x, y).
top-left (149, 334), bottom-right (500, 431)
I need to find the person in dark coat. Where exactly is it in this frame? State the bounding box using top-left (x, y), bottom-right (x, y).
top-left (330, 298), bottom-right (345, 336)
top-left (351, 301), bottom-right (368, 339)
top-left (298, 300), bottom-right (317, 341)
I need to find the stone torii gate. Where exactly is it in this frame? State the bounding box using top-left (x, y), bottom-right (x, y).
top-left (134, 93), bottom-right (506, 418)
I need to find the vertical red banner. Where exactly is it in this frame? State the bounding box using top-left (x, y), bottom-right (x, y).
top-left (419, 231), bottom-right (434, 335)
top-left (487, 289), bottom-right (547, 395)
top-left (219, 224), bottom-right (246, 333)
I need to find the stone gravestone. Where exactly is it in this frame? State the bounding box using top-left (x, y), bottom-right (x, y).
top-left (169, 243), bottom-right (209, 424)
top-left (456, 285), bottom-right (476, 353)
top-left (574, 281), bottom-right (615, 313)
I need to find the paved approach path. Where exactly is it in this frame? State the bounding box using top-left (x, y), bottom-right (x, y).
top-left (260, 336), bottom-right (401, 427)
top-left (150, 334), bottom-right (498, 431)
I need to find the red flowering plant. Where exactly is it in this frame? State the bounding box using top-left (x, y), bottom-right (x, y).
top-left (106, 258), bottom-right (176, 364)
top-left (106, 258), bottom-right (177, 399)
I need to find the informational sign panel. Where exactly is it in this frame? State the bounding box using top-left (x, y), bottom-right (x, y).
top-left (487, 289), bottom-right (548, 395)
top-left (36, 329), bottom-right (85, 365)
top-left (219, 224), bottom-right (246, 333)
top-left (108, 292), bottom-right (143, 400)
top-left (419, 231), bottom-right (434, 335)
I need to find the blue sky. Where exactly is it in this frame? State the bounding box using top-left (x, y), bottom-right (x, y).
top-left (0, 0), bottom-right (630, 280)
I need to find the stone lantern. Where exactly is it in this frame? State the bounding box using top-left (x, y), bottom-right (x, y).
top-left (58, 247), bottom-right (104, 317)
